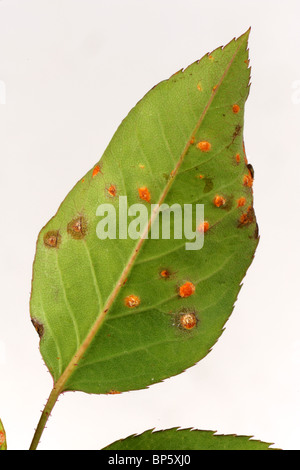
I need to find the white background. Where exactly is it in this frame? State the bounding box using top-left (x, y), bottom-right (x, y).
top-left (0, 0), bottom-right (299, 451)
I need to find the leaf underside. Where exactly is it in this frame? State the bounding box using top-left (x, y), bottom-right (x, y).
top-left (30, 30), bottom-right (258, 394)
top-left (103, 428), bottom-right (274, 451)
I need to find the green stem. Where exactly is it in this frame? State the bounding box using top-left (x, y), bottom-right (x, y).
top-left (29, 385), bottom-right (61, 450)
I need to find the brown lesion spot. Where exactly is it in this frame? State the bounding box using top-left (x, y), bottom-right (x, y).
top-left (238, 206), bottom-right (255, 227)
top-left (43, 230), bottom-right (61, 248)
top-left (247, 163), bottom-right (254, 179)
top-left (67, 215), bottom-right (88, 240)
top-left (160, 269), bottom-right (171, 279)
top-left (232, 124), bottom-right (242, 141)
top-left (31, 318), bottom-right (44, 338)
top-left (172, 308), bottom-right (199, 333)
top-left (124, 294), bottom-right (140, 308)
top-left (159, 267), bottom-right (177, 281)
top-left (180, 312), bottom-right (198, 330)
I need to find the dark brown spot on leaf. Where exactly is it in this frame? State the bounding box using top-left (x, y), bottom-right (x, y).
top-left (247, 163), bottom-right (254, 179)
top-left (31, 318), bottom-right (44, 338)
top-left (203, 177), bottom-right (214, 193)
top-left (238, 206), bottom-right (255, 227)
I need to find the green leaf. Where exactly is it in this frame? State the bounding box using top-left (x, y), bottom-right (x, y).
top-left (103, 428), bottom-right (275, 451)
top-left (0, 419), bottom-right (7, 450)
top-left (30, 30), bottom-right (258, 395)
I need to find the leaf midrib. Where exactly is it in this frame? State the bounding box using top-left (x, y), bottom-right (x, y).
top-left (53, 38), bottom-right (245, 394)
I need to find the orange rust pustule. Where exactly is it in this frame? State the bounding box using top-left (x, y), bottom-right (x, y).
top-left (232, 104), bottom-right (240, 114)
top-left (124, 294), bottom-right (140, 308)
top-left (107, 185), bottom-right (117, 197)
top-left (160, 269), bottom-right (171, 279)
top-left (67, 216), bottom-right (88, 240)
top-left (180, 312), bottom-right (197, 330)
top-left (239, 206), bottom-right (255, 226)
top-left (92, 165), bottom-right (101, 178)
top-left (237, 197), bottom-right (246, 207)
top-left (235, 153), bottom-right (241, 163)
top-left (0, 431), bottom-right (5, 446)
top-left (138, 186), bottom-right (151, 203)
top-left (213, 195), bottom-right (226, 207)
top-left (108, 390), bottom-right (121, 395)
top-left (196, 141), bottom-right (211, 152)
top-left (243, 171), bottom-right (254, 188)
top-left (179, 282), bottom-right (195, 298)
top-left (43, 230), bottom-right (61, 248)
top-left (198, 221), bottom-right (209, 233)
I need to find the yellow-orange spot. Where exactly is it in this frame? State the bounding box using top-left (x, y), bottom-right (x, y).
top-left (208, 54), bottom-right (214, 61)
top-left (190, 136), bottom-right (195, 144)
top-left (212, 85), bottom-right (218, 92)
top-left (82, 178), bottom-right (85, 183)
top-left (71, 220), bottom-right (82, 233)
top-left (237, 197), bottom-right (246, 207)
top-left (198, 221), bottom-right (209, 233)
top-left (67, 216), bottom-right (87, 239)
top-left (92, 165), bottom-right (101, 178)
top-left (180, 312), bottom-right (197, 330)
top-left (243, 172), bottom-right (253, 188)
top-left (235, 153), bottom-right (241, 163)
top-left (44, 230), bottom-right (61, 248)
top-left (139, 163), bottom-right (145, 169)
top-left (124, 294), bottom-right (140, 308)
top-left (108, 390), bottom-right (121, 395)
top-left (232, 104), bottom-right (240, 114)
top-left (160, 269), bottom-right (171, 279)
top-left (196, 141), bottom-right (211, 152)
top-left (0, 431), bottom-right (5, 446)
top-left (138, 186), bottom-right (151, 202)
top-left (213, 195), bottom-right (226, 207)
top-left (107, 185), bottom-right (117, 197)
top-left (239, 206), bottom-right (254, 225)
top-left (197, 82), bottom-right (202, 91)
top-left (196, 174), bottom-right (204, 179)
top-left (179, 282), bottom-right (195, 298)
